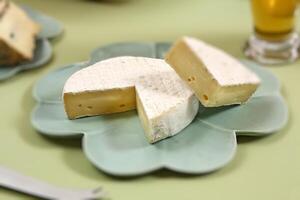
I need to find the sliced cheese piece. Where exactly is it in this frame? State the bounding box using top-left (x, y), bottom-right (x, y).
top-left (63, 56), bottom-right (199, 143)
top-left (165, 36), bottom-right (261, 107)
top-left (0, 1), bottom-right (40, 66)
top-left (136, 73), bottom-right (199, 143)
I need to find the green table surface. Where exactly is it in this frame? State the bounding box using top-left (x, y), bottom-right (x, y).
top-left (1, 0), bottom-right (299, 199)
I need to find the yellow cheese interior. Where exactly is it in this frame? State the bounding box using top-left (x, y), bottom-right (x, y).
top-left (64, 87), bottom-right (136, 119)
top-left (136, 94), bottom-right (153, 143)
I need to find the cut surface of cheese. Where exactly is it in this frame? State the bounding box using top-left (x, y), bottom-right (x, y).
top-left (63, 56), bottom-right (199, 143)
top-left (165, 36), bottom-right (261, 107)
top-left (0, 0), bottom-right (40, 66)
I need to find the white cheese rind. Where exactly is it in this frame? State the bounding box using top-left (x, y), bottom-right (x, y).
top-left (63, 57), bottom-right (170, 93)
top-left (165, 36), bottom-right (260, 107)
top-left (183, 37), bottom-right (260, 86)
top-left (135, 72), bottom-right (199, 143)
top-left (63, 56), bottom-right (199, 143)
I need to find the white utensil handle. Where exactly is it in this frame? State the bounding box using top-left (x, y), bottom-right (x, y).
top-left (0, 166), bottom-right (104, 199)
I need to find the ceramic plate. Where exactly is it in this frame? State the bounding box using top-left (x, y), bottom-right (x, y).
top-left (0, 5), bottom-right (63, 81)
top-left (31, 42), bottom-right (288, 176)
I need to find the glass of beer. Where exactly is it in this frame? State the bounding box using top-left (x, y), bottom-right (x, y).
top-left (244, 0), bottom-right (299, 65)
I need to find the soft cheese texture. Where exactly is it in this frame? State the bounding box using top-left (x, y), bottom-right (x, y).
top-left (0, 0), bottom-right (40, 66)
top-left (63, 56), bottom-right (199, 143)
top-left (135, 73), bottom-right (199, 143)
top-left (165, 36), bottom-right (260, 107)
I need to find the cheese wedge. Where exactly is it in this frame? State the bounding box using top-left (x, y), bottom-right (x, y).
top-left (0, 0), bottom-right (40, 66)
top-left (135, 73), bottom-right (199, 143)
top-left (63, 56), bottom-right (199, 143)
top-left (165, 36), bottom-right (261, 107)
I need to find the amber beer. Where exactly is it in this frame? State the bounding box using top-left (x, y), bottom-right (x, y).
top-left (251, 0), bottom-right (297, 40)
top-left (245, 0), bottom-right (300, 64)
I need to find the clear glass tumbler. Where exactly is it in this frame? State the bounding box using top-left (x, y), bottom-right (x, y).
top-left (244, 0), bottom-right (299, 65)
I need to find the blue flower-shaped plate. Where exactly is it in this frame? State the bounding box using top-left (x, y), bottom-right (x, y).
top-left (0, 5), bottom-right (63, 81)
top-left (31, 42), bottom-right (288, 176)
